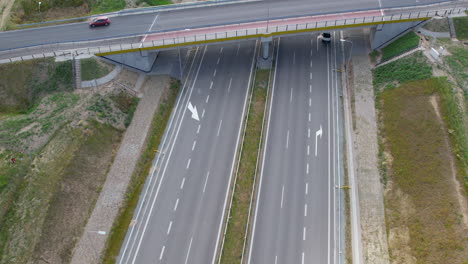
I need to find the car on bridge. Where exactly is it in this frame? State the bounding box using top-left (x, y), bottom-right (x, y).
top-left (89, 16), bottom-right (111, 28)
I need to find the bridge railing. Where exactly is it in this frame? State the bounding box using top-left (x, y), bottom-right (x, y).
top-left (1, 6), bottom-right (466, 64)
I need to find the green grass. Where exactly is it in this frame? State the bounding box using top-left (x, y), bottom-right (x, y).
top-left (453, 16), bottom-right (468, 40)
top-left (91, 0), bottom-right (126, 14)
top-left (444, 46), bottom-right (468, 93)
top-left (220, 69), bottom-right (269, 264)
top-left (380, 78), bottom-right (468, 263)
top-left (137, 0), bottom-right (172, 5)
top-left (102, 79), bottom-right (180, 264)
top-left (381, 31), bottom-right (420, 61)
top-left (373, 51), bottom-right (432, 88)
top-left (422, 18), bottom-right (450, 32)
top-left (0, 58), bottom-right (73, 114)
top-left (81, 58), bottom-right (113, 81)
top-left (110, 92), bottom-right (139, 127)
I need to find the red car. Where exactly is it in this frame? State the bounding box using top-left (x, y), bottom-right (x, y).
top-left (89, 16), bottom-right (111, 28)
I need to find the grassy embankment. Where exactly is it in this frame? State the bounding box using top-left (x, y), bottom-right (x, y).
top-left (81, 57), bottom-right (114, 81)
top-left (380, 31), bottom-right (420, 62)
top-left (453, 15), bottom-right (468, 40)
top-left (102, 78), bottom-right (180, 264)
top-left (0, 58), bottom-right (138, 264)
top-left (220, 69), bottom-right (270, 264)
top-left (373, 52), bottom-right (468, 263)
top-left (422, 18), bottom-right (450, 32)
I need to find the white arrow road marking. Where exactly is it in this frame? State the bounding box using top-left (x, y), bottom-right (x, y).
top-left (315, 125), bottom-right (323, 156)
top-left (187, 102), bottom-right (199, 121)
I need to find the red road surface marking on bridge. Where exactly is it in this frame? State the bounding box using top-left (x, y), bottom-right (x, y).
top-left (143, 9), bottom-right (383, 42)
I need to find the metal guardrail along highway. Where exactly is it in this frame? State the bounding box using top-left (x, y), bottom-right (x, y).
top-left (0, 5), bottom-right (466, 64)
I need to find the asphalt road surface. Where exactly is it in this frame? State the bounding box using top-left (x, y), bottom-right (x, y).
top-left (117, 40), bottom-right (256, 264)
top-left (248, 34), bottom-right (343, 264)
top-left (0, 0), bottom-right (454, 51)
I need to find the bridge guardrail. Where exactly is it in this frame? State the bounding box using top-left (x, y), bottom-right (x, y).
top-left (1, 6), bottom-right (466, 64)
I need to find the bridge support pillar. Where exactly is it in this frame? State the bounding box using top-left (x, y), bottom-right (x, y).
top-left (258, 36), bottom-right (273, 69)
top-left (261, 36), bottom-right (272, 59)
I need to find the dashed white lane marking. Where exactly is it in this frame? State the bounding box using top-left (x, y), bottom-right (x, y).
top-left (307, 145), bottom-right (310, 156)
top-left (275, 256), bottom-right (278, 264)
top-left (290, 87), bottom-right (293, 103)
top-left (217, 57), bottom-right (220, 65)
top-left (236, 45), bottom-right (240, 56)
top-left (302, 252), bottom-right (305, 264)
top-left (293, 52), bottom-right (296, 64)
top-left (196, 124), bottom-right (201, 134)
top-left (280, 185), bottom-right (285, 209)
top-left (308, 128), bottom-right (310, 138)
top-left (184, 237), bottom-right (193, 264)
top-left (202, 109), bottom-right (205, 118)
top-left (306, 163), bottom-right (309, 174)
top-left (213, 69), bottom-right (217, 77)
top-left (210, 81), bottom-right (213, 89)
top-left (186, 158), bottom-right (191, 169)
top-left (167, 221), bottom-right (173, 235)
top-left (173, 198), bottom-right (179, 211)
top-left (220, 47), bottom-right (223, 54)
top-left (286, 130), bottom-right (290, 149)
top-left (303, 227), bottom-right (307, 240)
top-left (310, 72), bottom-right (312, 80)
top-left (306, 183), bottom-right (309, 194)
top-left (203, 171), bottom-right (210, 193)
top-left (180, 177), bottom-right (186, 189)
top-left (310, 49), bottom-right (313, 56)
top-left (192, 140), bottom-right (196, 151)
top-left (309, 113), bottom-right (311, 122)
top-left (309, 98), bottom-right (312, 107)
top-left (304, 203), bottom-right (308, 216)
top-left (310, 60), bottom-right (312, 67)
top-left (206, 94), bottom-right (210, 104)
top-left (228, 78), bottom-right (232, 93)
top-left (217, 119), bottom-right (223, 137)
top-left (309, 84), bottom-right (312, 93)
top-left (159, 246), bottom-right (165, 260)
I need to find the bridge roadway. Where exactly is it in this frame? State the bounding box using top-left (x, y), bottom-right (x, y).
top-left (0, 0), bottom-right (458, 53)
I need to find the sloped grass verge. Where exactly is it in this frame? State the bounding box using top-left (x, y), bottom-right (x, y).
top-left (381, 31), bottom-right (420, 61)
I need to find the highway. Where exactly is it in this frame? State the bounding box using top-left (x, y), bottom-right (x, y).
top-left (248, 34), bottom-right (342, 264)
top-left (117, 41), bottom-right (256, 264)
top-left (0, 0), bottom-right (455, 51)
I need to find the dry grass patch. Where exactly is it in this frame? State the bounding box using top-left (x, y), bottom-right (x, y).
top-left (380, 79), bottom-right (468, 264)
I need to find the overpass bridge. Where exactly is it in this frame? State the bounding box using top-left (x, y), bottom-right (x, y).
top-left (0, 0), bottom-right (466, 65)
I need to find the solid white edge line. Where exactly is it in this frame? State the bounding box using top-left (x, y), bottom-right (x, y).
top-left (118, 47), bottom-right (199, 264)
top-left (341, 30), bottom-right (363, 264)
top-left (327, 39), bottom-right (331, 264)
top-left (247, 37), bottom-right (280, 264)
top-left (212, 40), bottom-right (258, 264)
top-left (129, 46), bottom-right (208, 264)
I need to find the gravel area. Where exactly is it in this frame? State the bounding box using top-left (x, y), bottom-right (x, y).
top-left (70, 74), bottom-right (170, 264)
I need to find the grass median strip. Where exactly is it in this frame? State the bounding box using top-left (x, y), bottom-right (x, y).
top-left (220, 69), bottom-right (270, 264)
top-left (102, 78), bottom-right (180, 264)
